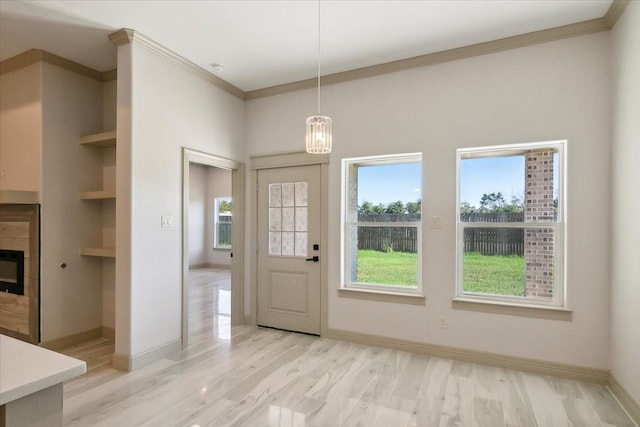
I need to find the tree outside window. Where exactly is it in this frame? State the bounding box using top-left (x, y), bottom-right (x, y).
top-left (457, 141), bottom-right (565, 307)
top-left (342, 153), bottom-right (422, 293)
top-left (214, 197), bottom-right (232, 249)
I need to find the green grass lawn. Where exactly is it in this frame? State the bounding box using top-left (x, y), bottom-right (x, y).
top-left (357, 250), bottom-right (417, 286)
top-left (357, 250), bottom-right (525, 295)
top-left (462, 252), bottom-right (525, 296)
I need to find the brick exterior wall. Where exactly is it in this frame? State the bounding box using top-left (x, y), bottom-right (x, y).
top-left (524, 150), bottom-right (555, 298)
top-left (348, 164), bottom-right (359, 282)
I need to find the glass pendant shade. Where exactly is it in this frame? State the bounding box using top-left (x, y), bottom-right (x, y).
top-left (305, 115), bottom-right (332, 154)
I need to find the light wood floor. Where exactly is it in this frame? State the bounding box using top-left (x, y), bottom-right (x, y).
top-left (60, 268), bottom-right (635, 426)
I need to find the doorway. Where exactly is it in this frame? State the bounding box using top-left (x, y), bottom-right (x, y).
top-left (250, 152), bottom-right (329, 337)
top-left (257, 165), bottom-right (322, 334)
top-left (182, 148), bottom-right (244, 349)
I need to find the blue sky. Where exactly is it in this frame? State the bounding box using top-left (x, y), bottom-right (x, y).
top-left (358, 163), bottom-right (422, 206)
top-left (358, 160), bottom-right (527, 207)
top-left (358, 155), bottom-right (558, 207)
top-left (460, 156), bottom-right (525, 206)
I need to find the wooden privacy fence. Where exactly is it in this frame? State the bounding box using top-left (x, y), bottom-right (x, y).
top-left (463, 228), bottom-right (524, 256)
top-left (357, 214), bottom-right (419, 253)
top-left (460, 212), bottom-right (524, 222)
top-left (460, 213), bottom-right (524, 256)
top-left (357, 226), bottom-right (418, 253)
top-left (356, 213), bottom-right (527, 255)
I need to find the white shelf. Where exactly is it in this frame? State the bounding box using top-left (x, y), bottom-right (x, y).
top-left (80, 190), bottom-right (115, 200)
top-left (80, 130), bottom-right (116, 148)
top-left (80, 247), bottom-right (115, 258)
top-left (79, 131), bottom-right (116, 260)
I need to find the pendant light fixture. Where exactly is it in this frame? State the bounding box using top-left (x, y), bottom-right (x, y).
top-left (306, 0), bottom-right (332, 154)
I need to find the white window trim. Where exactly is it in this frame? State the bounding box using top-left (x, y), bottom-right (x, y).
top-left (214, 197), bottom-right (232, 249)
top-left (455, 140), bottom-right (567, 309)
top-left (341, 153), bottom-right (423, 297)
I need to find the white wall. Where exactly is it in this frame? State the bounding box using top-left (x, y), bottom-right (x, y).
top-left (246, 33), bottom-right (611, 369)
top-left (40, 62), bottom-right (105, 341)
top-left (188, 165), bottom-right (232, 268)
top-left (118, 41), bottom-right (245, 356)
top-left (206, 167), bottom-right (232, 266)
top-left (188, 164), bottom-right (208, 266)
top-left (0, 63), bottom-right (42, 193)
top-left (609, 1), bottom-right (640, 404)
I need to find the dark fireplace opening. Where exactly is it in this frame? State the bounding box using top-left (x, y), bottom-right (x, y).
top-left (0, 249), bottom-right (24, 295)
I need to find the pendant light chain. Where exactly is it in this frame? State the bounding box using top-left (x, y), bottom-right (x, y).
top-left (317, 0), bottom-right (321, 115)
top-left (305, 0), bottom-right (332, 154)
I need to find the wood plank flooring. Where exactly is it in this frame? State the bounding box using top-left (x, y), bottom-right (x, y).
top-left (60, 268), bottom-right (635, 426)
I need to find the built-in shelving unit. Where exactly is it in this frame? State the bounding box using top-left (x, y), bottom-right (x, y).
top-left (80, 130), bottom-right (116, 148)
top-left (79, 247), bottom-right (116, 258)
top-left (80, 130), bottom-right (116, 259)
top-left (80, 190), bottom-right (116, 200)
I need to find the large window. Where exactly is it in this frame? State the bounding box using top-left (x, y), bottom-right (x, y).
top-left (456, 141), bottom-right (565, 307)
top-left (342, 154), bottom-right (422, 293)
top-left (214, 197), bottom-right (232, 249)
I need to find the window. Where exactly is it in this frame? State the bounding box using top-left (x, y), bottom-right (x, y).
top-left (214, 197), bottom-right (232, 249)
top-left (342, 153), bottom-right (422, 294)
top-left (456, 141), bottom-right (565, 307)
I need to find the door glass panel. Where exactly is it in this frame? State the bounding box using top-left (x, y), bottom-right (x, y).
top-left (269, 182), bottom-right (309, 257)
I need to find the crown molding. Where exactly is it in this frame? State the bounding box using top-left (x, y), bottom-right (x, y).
top-left (102, 68), bottom-right (117, 81)
top-left (0, 48), bottom-right (40, 75)
top-left (245, 0), bottom-right (627, 100)
top-left (108, 28), bottom-right (135, 46)
top-left (0, 48), bottom-right (106, 81)
top-left (245, 17), bottom-right (609, 100)
top-left (2, 0), bottom-right (628, 100)
top-left (604, 0), bottom-right (630, 28)
top-left (108, 28), bottom-right (245, 99)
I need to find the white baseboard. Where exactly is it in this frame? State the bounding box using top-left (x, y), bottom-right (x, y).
top-left (39, 327), bottom-right (103, 351)
top-left (101, 327), bottom-right (115, 341)
top-left (112, 339), bottom-right (182, 372)
top-left (189, 263), bottom-right (210, 270)
top-left (189, 263), bottom-right (231, 270)
top-left (326, 328), bottom-right (609, 385)
top-left (609, 374), bottom-right (640, 426)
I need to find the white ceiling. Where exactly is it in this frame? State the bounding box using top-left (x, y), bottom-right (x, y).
top-left (0, 0), bottom-right (613, 92)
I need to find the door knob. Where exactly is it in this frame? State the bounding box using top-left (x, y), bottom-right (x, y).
top-left (305, 256), bottom-right (319, 262)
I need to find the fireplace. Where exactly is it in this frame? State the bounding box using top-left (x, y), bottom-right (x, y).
top-left (0, 204), bottom-right (40, 343)
top-left (0, 249), bottom-right (25, 295)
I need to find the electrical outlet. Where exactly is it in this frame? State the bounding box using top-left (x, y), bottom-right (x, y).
top-left (430, 216), bottom-right (443, 229)
top-left (438, 315), bottom-right (449, 329)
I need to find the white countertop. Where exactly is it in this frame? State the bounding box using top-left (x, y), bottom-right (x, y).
top-left (0, 334), bottom-right (86, 405)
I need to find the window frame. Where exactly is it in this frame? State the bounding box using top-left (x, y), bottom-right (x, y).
top-left (213, 196), bottom-right (232, 249)
top-left (341, 153), bottom-right (423, 296)
top-left (455, 141), bottom-right (566, 308)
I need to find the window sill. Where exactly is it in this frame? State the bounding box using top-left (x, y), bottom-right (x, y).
top-left (452, 298), bottom-right (573, 321)
top-left (338, 287), bottom-right (425, 305)
top-left (212, 247), bottom-right (231, 251)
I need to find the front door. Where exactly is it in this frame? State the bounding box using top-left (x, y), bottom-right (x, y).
top-left (257, 165), bottom-right (321, 335)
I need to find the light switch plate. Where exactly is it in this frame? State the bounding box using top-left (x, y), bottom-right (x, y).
top-left (161, 214), bottom-right (173, 228)
top-left (429, 216), bottom-right (443, 229)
